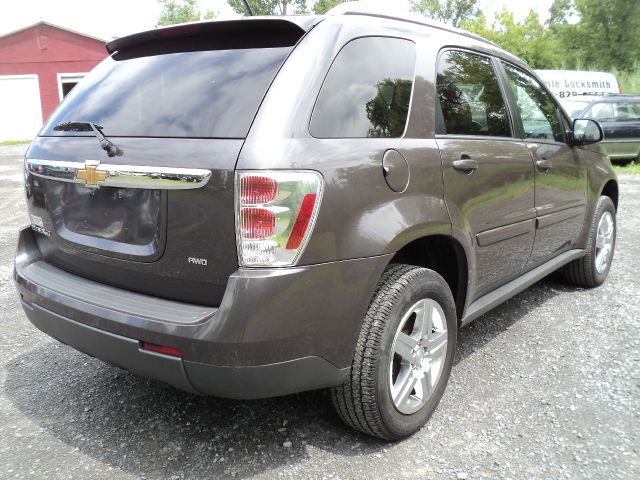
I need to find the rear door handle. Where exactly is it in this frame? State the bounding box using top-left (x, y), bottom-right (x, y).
top-left (536, 159), bottom-right (553, 171)
top-left (452, 158), bottom-right (478, 174)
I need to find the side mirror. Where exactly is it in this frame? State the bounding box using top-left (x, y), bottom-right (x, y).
top-left (572, 118), bottom-right (603, 145)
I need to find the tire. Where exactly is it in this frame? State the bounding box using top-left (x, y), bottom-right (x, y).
top-left (564, 195), bottom-right (616, 287)
top-left (331, 264), bottom-right (457, 440)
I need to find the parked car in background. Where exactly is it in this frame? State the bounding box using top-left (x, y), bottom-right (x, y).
top-left (561, 98), bottom-right (597, 119)
top-left (577, 95), bottom-right (640, 163)
top-left (535, 69), bottom-right (622, 116)
top-left (14, 8), bottom-right (618, 440)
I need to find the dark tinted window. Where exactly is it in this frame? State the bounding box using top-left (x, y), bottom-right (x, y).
top-left (436, 51), bottom-right (511, 137)
top-left (503, 64), bottom-right (564, 142)
top-left (42, 47), bottom-right (291, 138)
top-left (310, 37), bottom-right (416, 138)
top-left (581, 101), bottom-right (640, 122)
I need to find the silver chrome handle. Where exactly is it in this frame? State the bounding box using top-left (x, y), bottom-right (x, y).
top-left (452, 158), bottom-right (478, 174)
top-left (536, 159), bottom-right (552, 171)
top-left (26, 159), bottom-right (211, 190)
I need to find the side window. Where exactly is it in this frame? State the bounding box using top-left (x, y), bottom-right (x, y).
top-left (310, 37), bottom-right (416, 138)
top-left (614, 103), bottom-right (640, 121)
top-left (436, 50), bottom-right (511, 137)
top-left (584, 103), bottom-right (614, 121)
top-left (503, 64), bottom-right (564, 142)
top-left (583, 102), bottom-right (640, 122)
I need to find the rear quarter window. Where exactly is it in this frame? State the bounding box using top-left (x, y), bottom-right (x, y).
top-left (309, 37), bottom-right (416, 139)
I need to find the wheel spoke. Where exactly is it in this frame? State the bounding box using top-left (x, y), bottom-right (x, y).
top-left (418, 367), bottom-right (433, 401)
top-left (393, 370), bottom-right (418, 408)
top-left (604, 216), bottom-right (614, 237)
top-left (596, 232), bottom-right (606, 249)
top-left (413, 300), bottom-right (433, 339)
top-left (394, 332), bottom-right (417, 361)
top-left (596, 248), bottom-right (607, 272)
top-left (428, 331), bottom-right (448, 360)
top-left (596, 252), bottom-right (603, 271)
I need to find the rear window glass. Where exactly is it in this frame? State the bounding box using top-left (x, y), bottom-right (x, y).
top-left (582, 101), bottom-right (640, 122)
top-left (310, 37), bottom-right (416, 138)
top-left (42, 47), bottom-right (291, 138)
top-left (436, 50), bottom-right (511, 137)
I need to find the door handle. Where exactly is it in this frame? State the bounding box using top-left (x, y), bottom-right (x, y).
top-left (536, 159), bottom-right (553, 171)
top-left (452, 157), bottom-right (478, 174)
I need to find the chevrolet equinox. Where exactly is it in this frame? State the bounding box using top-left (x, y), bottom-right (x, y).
top-left (14, 10), bottom-right (618, 440)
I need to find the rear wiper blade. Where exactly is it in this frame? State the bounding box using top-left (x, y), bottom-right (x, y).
top-left (53, 121), bottom-right (123, 157)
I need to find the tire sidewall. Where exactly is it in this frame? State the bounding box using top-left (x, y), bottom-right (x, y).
top-left (375, 270), bottom-right (457, 438)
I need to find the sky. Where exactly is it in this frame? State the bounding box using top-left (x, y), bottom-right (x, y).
top-left (0, 0), bottom-right (555, 41)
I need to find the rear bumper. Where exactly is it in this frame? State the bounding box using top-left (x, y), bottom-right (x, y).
top-left (15, 227), bottom-right (391, 398)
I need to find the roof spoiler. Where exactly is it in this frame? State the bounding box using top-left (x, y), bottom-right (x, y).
top-left (106, 17), bottom-right (321, 55)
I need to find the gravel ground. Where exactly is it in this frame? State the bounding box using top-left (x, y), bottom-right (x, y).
top-left (0, 144), bottom-right (638, 479)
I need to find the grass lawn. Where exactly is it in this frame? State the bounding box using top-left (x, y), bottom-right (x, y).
top-left (0, 140), bottom-right (31, 146)
top-left (613, 163), bottom-right (640, 174)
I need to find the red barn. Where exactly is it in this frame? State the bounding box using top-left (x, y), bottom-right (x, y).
top-left (0, 21), bottom-right (107, 141)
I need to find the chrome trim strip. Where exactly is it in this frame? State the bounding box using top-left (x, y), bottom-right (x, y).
top-left (476, 218), bottom-right (535, 247)
top-left (26, 159), bottom-right (211, 190)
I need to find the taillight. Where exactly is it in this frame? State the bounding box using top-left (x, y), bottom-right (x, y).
top-left (140, 342), bottom-right (182, 357)
top-left (236, 171), bottom-right (323, 266)
top-left (240, 175), bottom-right (277, 204)
top-left (241, 208), bottom-right (276, 239)
top-left (286, 194), bottom-right (317, 250)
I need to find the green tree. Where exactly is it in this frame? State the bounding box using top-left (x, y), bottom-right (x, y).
top-left (544, 0), bottom-right (640, 71)
top-left (313, 0), bottom-right (346, 14)
top-left (410, 0), bottom-right (479, 27)
top-left (547, 0), bottom-right (576, 25)
top-left (572, 0), bottom-right (640, 71)
top-left (366, 78), bottom-right (413, 137)
top-left (462, 9), bottom-right (560, 69)
top-left (227, 0), bottom-right (308, 15)
top-left (156, 0), bottom-right (215, 26)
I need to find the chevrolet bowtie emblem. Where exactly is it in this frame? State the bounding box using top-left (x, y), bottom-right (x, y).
top-left (76, 160), bottom-right (107, 187)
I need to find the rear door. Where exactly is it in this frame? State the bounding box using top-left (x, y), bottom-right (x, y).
top-left (500, 62), bottom-right (587, 266)
top-left (436, 50), bottom-right (535, 299)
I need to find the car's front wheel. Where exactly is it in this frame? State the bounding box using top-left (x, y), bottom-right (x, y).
top-left (331, 264), bottom-right (457, 440)
top-left (564, 195), bottom-right (616, 287)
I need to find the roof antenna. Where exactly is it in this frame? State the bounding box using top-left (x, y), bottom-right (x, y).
top-left (242, 0), bottom-right (254, 16)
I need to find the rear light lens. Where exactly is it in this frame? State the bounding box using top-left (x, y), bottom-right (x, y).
top-left (240, 175), bottom-right (277, 204)
top-left (141, 342), bottom-right (183, 357)
top-left (286, 194), bottom-right (317, 250)
top-left (241, 208), bottom-right (276, 239)
top-left (236, 171), bottom-right (323, 266)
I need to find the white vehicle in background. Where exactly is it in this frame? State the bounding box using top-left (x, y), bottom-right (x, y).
top-left (535, 69), bottom-right (621, 117)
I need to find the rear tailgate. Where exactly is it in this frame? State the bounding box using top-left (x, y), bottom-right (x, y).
top-left (24, 18), bottom-right (320, 306)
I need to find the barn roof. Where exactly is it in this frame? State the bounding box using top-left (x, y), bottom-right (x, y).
top-left (0, 21), bottom-right (107, 43)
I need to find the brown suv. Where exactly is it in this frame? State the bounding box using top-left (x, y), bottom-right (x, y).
top-left (14, 11), bottom-right (617, 440)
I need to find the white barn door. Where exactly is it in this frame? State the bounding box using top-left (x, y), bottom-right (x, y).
top-left (0, 75), bottom-right (42, 142)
